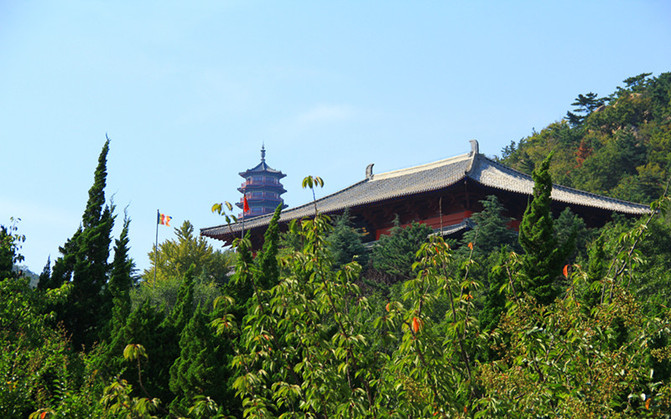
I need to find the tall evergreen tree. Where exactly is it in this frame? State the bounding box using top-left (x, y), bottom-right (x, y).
top-left (106, 299), bottom-right (170, 400)
top-left (518, 152), bottom-right (573, 305)
top-left (256, 205), bottom-right (282, 290)
top-left (40, 138), bottom-right (115, 349)
top-left (106, 215), bottom-right (134, 339)
top-left (169, 304), bottom-right (234, 415)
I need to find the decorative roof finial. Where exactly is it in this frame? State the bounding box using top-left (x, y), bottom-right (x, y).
top-left (261, 143), bottom-right (266, 162)
top-left (469, 139), bottom-right (479, 156)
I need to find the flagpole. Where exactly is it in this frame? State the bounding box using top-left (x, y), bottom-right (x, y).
top-left (154, 209), bottom-right (159, 287)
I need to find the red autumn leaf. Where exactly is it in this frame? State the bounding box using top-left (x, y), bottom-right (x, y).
top-left (385, 302), bottom-right (391, 312)
top-left (412, 317), bottom-right (422, 333)
top-left (563, 264), bottom-right (569, 278)
top-left (41, 412), bottom-right (47, 419)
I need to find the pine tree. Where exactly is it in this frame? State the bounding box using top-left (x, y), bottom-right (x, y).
top-left (518, 152), bottom-right (573, 305)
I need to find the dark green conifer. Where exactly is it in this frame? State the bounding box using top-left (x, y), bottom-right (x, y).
top-left (107, 215), bottom-right (134, 339)
top-left (371, 219), bottom-right (432, 283)
top-left (108, 299), bottom-right (170, 400)
top-left (479, 247), bottom-right (511, 332)
top-left (256, 205), bottom-right (282, 290)
top-left (328, 208), bottom-right (369, 269)
top-left (518, 153), bottom-right (573, 305)
top-left (43, 138), bottom-right (115, 349)
top-left (169, 304), bottom-right (234, 415)
top-left (581, 234), bottom-right (607, 310)
top-left (461, 195), bottom-right (519, 257)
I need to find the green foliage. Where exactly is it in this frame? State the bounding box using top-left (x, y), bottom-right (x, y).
top-left (328, 208), bottom-right (369, 269)
top-left (39, 138), bottom-right (116, 350)
top-left (169, 304), bottom-right (235, 415)
top-left (106, 215), bottom-right (135, 341)
top-left (231, 214), bottom-right (380, 417)
top-left (518, 153), bottom-right (574, 305)
top-left (0, 219), bottom-right (25, 280)
top-left (461, 195), bottom-right (519, 257)
top-left (565, 92), bottom-right (606, 126)
top-left (256, 205), bottom-right (282, 290)
top-left (371, 219), bottom-right (432, 283)
top-left (502, 72), bottom-right (671, 204)
top-left (144, 220), bottom-right (234, 286)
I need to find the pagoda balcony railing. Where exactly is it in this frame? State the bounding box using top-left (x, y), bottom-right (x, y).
top-left (240, 193), bottom-right (283, 202)
top-left (241, 178), bottom-right (280, 187)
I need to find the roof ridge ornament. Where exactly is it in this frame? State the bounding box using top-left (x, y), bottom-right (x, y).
top-left (469, 139), bottom-right (479, 156)
top-left (366, 163), bottom-right (374, 180)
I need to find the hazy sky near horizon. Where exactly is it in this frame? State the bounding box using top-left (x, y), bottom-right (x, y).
top-left (2, 1), bottom-right (671, 274)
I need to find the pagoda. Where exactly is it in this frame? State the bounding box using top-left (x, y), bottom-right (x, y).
top-left (236, 145), bottom-right (287, 217)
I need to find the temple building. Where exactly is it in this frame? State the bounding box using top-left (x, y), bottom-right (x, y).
top-left (236, 145), bottom-right (287, 218)
top-left (202, 140), bottom-right (650, 248)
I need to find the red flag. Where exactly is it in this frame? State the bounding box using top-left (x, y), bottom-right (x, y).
top-left (243, 195), bottom-right (250, 213)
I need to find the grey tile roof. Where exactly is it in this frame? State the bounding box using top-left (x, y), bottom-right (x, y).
top-left (469, 156), bottom-right (651, 215)
top-left (202, 149), bottom-right (650, 239)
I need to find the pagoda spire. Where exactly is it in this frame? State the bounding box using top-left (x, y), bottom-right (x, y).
top-left (261, 143), bottom-right (266, 162)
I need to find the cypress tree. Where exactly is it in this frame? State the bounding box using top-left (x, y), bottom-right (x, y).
top-left (40, 138), bottom-right (115, 349)
top-left (479, 248), bottom-right (510, 332)
top-left (106, 215), bottom-right (134, 339)
top-left (518, 152), bottom-right (573, 305)
top-left (107, 299), bottom-right (170, 400)
top-left (169, 304), bottom-right (234, 414)
top-left (256, 204), bottom-right (282, 290)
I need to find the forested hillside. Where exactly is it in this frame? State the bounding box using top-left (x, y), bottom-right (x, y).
top-left (500, 72), bottom-right (671, 204)
top-left (2, 73), bottom-right (671, 417)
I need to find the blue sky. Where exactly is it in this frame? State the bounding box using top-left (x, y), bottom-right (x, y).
top-left (2, 1), bottom-right (670, 274)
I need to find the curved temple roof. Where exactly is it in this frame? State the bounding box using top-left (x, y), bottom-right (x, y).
top-left (202, 142), bottom-right (651, 241)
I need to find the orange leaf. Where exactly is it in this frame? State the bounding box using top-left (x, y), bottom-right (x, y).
top-left (563, 264), bottom-right (569, 278)
top-left (385, 302), bottom-right (391, 312)
top-left (412, 317), bottom-right (422, 333)
top-left (467, 242), bottom-right (473, 250)
top-left (646, 398), bottom-right (651, 410)
top-left (41, 412), bottom-right (47, 419)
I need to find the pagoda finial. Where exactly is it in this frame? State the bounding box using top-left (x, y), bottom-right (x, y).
top-left (261, 144), bottom-right (266, 162)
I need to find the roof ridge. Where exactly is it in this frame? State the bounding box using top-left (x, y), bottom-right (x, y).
top-left (372, 152), bottom-right (471, 181)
